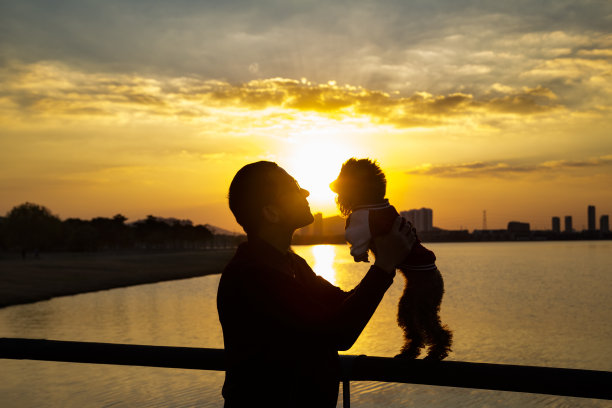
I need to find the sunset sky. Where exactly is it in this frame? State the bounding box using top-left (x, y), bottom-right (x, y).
top-left (1, 0), bottom-right (611, 232)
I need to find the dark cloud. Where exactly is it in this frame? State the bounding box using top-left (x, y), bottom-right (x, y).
top-left (406, 156), bottom-right (612, 178)
top-left (1, 0), bottom-right (610, 99)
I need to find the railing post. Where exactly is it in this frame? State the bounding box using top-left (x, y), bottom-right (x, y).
top-left (340, 354), bottom-right (365, 408)
top-left (343, 379), bottom-right (350, 408)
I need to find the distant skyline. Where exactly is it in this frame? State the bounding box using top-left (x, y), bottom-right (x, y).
top-left (3, 201), bottom-right (607, 235)
top-left (1, 1), bottom-right (611, 232)
top-left (307, 204), bottom-right (610, 233)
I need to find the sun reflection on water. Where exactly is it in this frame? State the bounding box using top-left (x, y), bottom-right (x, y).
top-left (311, 244), bottom-right (337, 285)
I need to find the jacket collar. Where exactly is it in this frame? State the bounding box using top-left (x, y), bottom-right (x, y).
top-left (352, 198), bottom-right (390, 212)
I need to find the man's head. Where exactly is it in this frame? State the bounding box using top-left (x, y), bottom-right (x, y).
top-left (229, 161), bottom-right (314, 235)
top-left (330, 158), bottom-right (387, 216)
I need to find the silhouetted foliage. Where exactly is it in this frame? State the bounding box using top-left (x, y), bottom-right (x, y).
top-left (134, 215), bottom-right (172, 249)
top-left (62, 218), bottom-right (98, 251)
top-left (90, 214), bottom-right (133, 249)
top-left (4, 203), bottom-right (62, 253)
top-left (0, 216), bottom-right (7, 251)
top-left (0, 203), bottom-right (230, 253)
top-left (132, 216), bottom-right (214, 249)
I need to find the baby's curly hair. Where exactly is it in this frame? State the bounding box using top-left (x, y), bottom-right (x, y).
top-left (331, 158), bottom-right (387, 216)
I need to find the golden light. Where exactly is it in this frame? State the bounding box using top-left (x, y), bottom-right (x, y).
top-left (282, 123), bottom-right (364, 216)
top-left (311, 244), bottom-right (337, 284)
top-left (287, 145), bottom-right (339, 207)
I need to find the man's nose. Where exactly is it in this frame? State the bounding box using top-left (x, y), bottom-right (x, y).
top-left (300, 188), bottom-right (310, 198)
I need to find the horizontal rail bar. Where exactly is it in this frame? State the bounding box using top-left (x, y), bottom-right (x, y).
top-left (0, 337), bottom-right (225, 371)
top-left (1, 338), bottom-right (610, 400)
top-left (342, 355), bottom-right (612, 400)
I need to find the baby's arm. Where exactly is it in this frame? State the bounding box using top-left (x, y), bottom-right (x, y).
top-left (345, 210), bottom-right (372, 262)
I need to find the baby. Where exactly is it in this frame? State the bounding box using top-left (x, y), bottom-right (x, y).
top-left (331, 158), bottom-right (452, 360)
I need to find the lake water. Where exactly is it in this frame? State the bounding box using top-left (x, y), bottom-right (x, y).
top-left (1, 241), bottom-right (611, 407)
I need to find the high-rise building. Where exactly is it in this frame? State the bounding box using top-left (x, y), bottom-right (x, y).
top-left (400, 208), bottom-right (433, 232)
top-left (601, 215), bottom-right (610, 233)
top-left (313, 212), bottom-right (323, 236)
top-left (552, 217), bottom-right (560, 233)
top-left (507, 221), bottom-right (530, 232)
top-left (564, 216), bottom-right (573, 232)
top-left (588, 205), bottom-right (596, 231)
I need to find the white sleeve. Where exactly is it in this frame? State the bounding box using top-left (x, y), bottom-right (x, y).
top-left (345, 210), bottom-right (372, 259)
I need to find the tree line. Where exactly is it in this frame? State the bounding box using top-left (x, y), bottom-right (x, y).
top-left (0, 202), bottom-right (244, 255)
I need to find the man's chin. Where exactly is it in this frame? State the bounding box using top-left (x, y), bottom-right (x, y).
top-left (297, 212), bottom-right (315, 229)
top-left (307, 212), bottom-right (315, 224)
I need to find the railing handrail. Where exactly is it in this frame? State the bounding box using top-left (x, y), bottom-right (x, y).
top-left (1, 337), bottom-right (611, 402)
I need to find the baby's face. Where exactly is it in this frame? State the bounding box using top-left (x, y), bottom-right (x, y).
top-left (332, 159), bottom-right (387, 215)
top-left (331, 173), bottom-right (363, 214)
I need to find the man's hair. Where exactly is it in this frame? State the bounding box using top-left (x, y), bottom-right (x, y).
top-left (228, 161), bottom-right (282, 235)
top-left (333, 158), bottom-right (386, 216)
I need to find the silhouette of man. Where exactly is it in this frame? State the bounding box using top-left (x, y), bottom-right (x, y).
top-left (217, 161), bottom-right (416, 407)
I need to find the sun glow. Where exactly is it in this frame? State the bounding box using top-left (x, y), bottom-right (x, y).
top-left (283, 125), bottom-right (364, 216)
top-left (287, 147), bottom-right (339, 208)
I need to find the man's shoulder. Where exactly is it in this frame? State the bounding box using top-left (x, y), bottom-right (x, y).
top-left (287, 249), bottom-right (308, 265)
top-left (287, 250), bottom-right (315, 276)
top-left (219, 245), bottom-right (255, 281)
top-left (222, 247), bottom-right (257, 277)
top-left (217, 250), bottom-right (262, 308)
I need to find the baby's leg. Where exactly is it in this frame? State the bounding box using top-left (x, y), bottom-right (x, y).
top-left (396, 272), bottom-right (425, 359)
top-left (422, 269), bottom-right (453, 360)
top-left (398, 316), bottom-right (424, 359)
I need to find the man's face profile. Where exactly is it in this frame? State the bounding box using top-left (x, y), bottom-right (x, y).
top-left (267, 168), bottom-right (314, 230)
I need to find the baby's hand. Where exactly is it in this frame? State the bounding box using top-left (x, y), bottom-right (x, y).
top-left (353, 252), bottom-right (369, 263)
top-left (372, 217), bottom-right (416, 274)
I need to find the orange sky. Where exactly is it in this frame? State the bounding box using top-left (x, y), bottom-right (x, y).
top-left (1, 1), bottom-right (611, 232)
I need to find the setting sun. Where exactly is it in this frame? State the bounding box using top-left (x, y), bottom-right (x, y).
top-left (1, 1), bottom-right (610, 232)
top-left (282, 127), bottom-right (361, 216)
top-left (286, 147), bottom-right (339, 207)
top-left (2, 1), bottom-right (612, 407)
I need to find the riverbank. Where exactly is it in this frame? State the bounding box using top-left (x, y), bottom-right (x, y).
top-left (0, 250), bottom-right (234, 308)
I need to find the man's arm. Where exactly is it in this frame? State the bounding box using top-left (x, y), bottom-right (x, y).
top-left (235, 261), bottom-right (394, 351)
top-left (237, 218), bottom-right (415, 351)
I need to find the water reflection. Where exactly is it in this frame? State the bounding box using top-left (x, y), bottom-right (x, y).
top-left (311, 244), bottom-right (337, 285)
top-left (1, 242), bottom-right (611, 408)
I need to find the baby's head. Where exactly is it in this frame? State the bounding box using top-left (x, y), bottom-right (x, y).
top-left (331, 158), bottom-right (387, 216)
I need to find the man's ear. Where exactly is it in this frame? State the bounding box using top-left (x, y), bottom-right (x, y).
top-left (262, 204), bottom-right (281, 224)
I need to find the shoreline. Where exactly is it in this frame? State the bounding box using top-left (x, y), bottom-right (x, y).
top-left (0, 250), bottom-right (234, 309)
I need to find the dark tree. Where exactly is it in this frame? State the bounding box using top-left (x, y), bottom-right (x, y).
top-left (62, 218), bottom-right (98, 252)
top-left (133, 215), bottom-right (171, 249)
top-left (0, 216), bottom-right (7, 251)
top-left (90, 214), bottom-right (132, 249)
top-left (194, 225), bottom-right (214, 245)
top-left (4, 202), bottom-right (62, 254)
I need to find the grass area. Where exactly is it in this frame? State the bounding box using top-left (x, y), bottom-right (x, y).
top-left (0, 250), bottom-right (234, 308)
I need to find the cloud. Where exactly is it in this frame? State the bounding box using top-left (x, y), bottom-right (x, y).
top-left (1, 0), bottom-right (611, 101)
top-left (0, 61), bottom-right (564, 129)
top-left (406, 155), bottom-right (612, 178)
top-left (523, 57), bottom-right (611, 81)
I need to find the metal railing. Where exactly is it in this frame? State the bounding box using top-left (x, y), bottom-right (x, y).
top-left (2, 337), bottom-right (611, 407)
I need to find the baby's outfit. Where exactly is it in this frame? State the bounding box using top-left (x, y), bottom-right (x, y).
top-left (345, 199), bottom-right (437, 271)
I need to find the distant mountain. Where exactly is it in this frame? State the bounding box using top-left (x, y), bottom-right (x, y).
top-left (204, 224), bottom-right (243, 236)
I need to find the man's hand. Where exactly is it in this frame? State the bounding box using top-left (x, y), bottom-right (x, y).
top-left (372, 217), bottom-right (416, 274)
